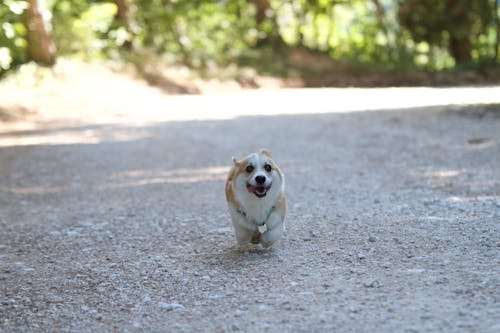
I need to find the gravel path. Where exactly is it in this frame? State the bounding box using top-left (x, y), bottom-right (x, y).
top-left (1, 87), bottom-right (499, 332)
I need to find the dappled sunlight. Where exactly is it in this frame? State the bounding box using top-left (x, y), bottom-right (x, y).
top-left (429, 170), bottom-right (461, 178)
top-left (0, 123), bottom-right (152, 147)
top-left (407, 168), bottom-right (462, 184)
top-left (97, 166), bottom-right (229, 190)
top-left (408, 167), bottom-right (499, 205)
top-left (445, 195), bottom-right (500, 203)
top-left (3, 185), bottom-right (63, 195)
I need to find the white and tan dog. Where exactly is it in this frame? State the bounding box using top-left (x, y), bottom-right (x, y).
top-left (225, 149), bottom-right (287, 248)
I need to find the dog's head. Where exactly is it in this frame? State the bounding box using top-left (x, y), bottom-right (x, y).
top-left (231, 149), bottom-right (284, 199)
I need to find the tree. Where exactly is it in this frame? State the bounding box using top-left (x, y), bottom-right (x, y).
top-left (23, 0), bottom-right (57, 66)
top-left (252, 0), bottom-right (283, 46)
top-left (112, 0), bottom-right (134, 49)
top-left (398, 0), bottom-right (493, 64)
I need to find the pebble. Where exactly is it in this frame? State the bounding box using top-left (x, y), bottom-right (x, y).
top-left (363, 278), bottom-right (379, 288)
top-left (258, 304), bottom-right (270, 312)
top-left (348, 305), bottom-right (360, 313)
top-left (231, 324), bottom-right (240, 331)
top-left (158, 302), bottom-right (184, 311)
top-left (368, 236), bottom-right (378, 242)
top-left (49, 231), bottom-right (62, 237)
top-left (381, 262), bottom-right (392, 269)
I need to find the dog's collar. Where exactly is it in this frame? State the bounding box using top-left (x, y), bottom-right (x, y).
top-left (237, 207), bottom-right (274, 226)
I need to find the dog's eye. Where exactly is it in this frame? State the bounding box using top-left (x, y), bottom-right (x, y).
top-left (264, 164), bottom-right (272, 172)
top-left (245, 165), bottom-right (254, 173)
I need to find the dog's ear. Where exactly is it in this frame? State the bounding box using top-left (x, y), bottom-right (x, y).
top-left (232, 157), bottom-right (240, 166)
top-left (260, 149), bottom-right (272, 158)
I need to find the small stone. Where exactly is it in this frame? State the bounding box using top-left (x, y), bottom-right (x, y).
top-left (368, 236), bottom-right (378, 242)
top-left (258, 304), bottom-right (269, 312)
top-left (357, 252), bottom-right (366, 260)
top-left (158, 302), bottom-right (184, 311)
top-left (348, 305), bottom-right (360, 313)
top-left (214, 227), bottom-right (231, 235)
top-left (363, 277), bottom-right (379, 288)
top-left (381, 262), bottom-right (392, 269)
top-left (234, 309), bottom-right (244, 317)
top-left (231, 324), bottom-right (240, 331)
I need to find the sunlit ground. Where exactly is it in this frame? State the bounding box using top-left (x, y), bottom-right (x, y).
top-left (1, 61), bottom-right (500, 147)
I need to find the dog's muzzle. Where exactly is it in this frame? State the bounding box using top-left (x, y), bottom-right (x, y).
top-left (246, 182), bottom-right (272, 198)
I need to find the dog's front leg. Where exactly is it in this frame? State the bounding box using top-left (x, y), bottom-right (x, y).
top-left (260, 213), bottom-right (284, 248)
top-left (233, 223), bottom-right (258, 246)
top-left (228, 206), bottom-right (257, 246)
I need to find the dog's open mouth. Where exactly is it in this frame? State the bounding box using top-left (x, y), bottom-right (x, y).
top-left (247, 183), bottom-right (272, 198)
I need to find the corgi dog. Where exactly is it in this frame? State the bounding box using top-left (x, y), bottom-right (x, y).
top-left (225, 149), bottom-right (287, 248)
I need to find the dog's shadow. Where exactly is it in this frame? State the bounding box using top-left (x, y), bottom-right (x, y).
top-left (226, 243), bottom-right (273, 256)
top-left (208, 241), bottom-right (287, 271)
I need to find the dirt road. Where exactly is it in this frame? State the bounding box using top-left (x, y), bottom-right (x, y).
top-left (1, 83), bottom-right (499, 332)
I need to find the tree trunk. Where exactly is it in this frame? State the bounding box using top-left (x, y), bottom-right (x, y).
top-left (23, 0), bottom-right (57, 66)
top-left (254, 0), bottom-right (270, 26)
top-left (494, 0), bottom-right (499, 62)
top-left (449, 36), bottom-right (472, 64)
top-left (113, 0), bottom-right (133, 50)
top-left (252, 0), bottom-right (284, 46)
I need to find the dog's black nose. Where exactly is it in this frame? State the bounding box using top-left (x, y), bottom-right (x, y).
top-left (255, 175), bottom-right (266, 184)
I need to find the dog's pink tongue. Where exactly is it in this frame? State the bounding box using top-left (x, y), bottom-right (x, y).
top-left (247, 185), bottom-right (256, 193)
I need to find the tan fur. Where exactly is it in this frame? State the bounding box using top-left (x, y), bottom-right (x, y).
top-left (275, 192), bottom-right (287, 217)
top-left (225, 155), bottom-right (253, 211)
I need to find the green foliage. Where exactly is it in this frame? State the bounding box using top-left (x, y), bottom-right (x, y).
top-left (52, 1), bottom-right (118, 59)
top-left (0, 0), bottom-right (28, 75)
top-left (398, 0), bottom-right (494, 64)
top-left (0, 0), bottom-right (499, 78)
top-left (272, 0), bottom-right (415, 69)
top-left (133, 0), bottom-right (255, 67)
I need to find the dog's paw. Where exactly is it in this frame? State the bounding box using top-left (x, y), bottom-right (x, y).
top-left (250, 230), bottom-right (261, 244)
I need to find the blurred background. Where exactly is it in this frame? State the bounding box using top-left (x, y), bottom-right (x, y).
top-left (1, 0), bottom-right (500, 89)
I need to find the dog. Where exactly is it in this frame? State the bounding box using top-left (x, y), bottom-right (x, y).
top-left (225, 149), bottom-right (287, 248)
